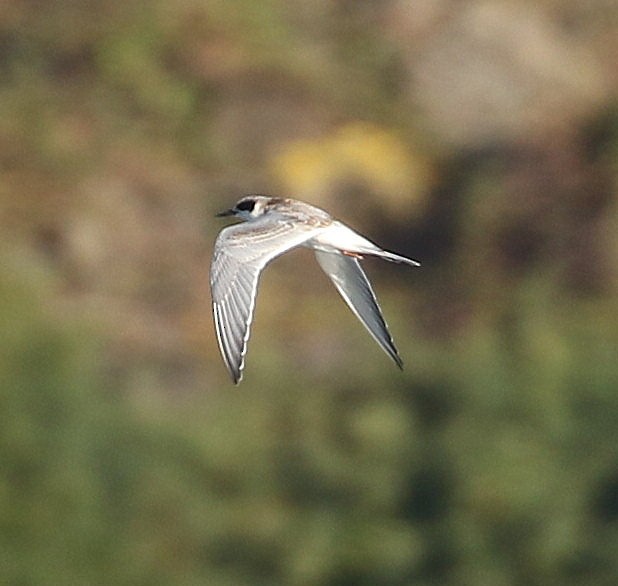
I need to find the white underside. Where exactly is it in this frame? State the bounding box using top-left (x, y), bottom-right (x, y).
top-left (305, 222), bottom-right (378, 254)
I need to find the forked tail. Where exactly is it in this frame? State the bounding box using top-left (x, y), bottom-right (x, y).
top-left (374, 249), bottom-right (421, 267)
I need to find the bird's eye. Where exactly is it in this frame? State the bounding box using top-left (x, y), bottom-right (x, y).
top-left (235, 199), bottom-right (255, 212)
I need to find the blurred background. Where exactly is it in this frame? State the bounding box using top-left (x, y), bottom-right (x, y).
top-left (1, 1), bottom-right (617, 585)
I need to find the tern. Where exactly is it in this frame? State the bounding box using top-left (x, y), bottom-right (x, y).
top-left (210, 195), bottom-right (420, 383)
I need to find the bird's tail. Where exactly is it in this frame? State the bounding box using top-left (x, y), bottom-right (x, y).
top-left (372, 249), bottom-right (421, 267)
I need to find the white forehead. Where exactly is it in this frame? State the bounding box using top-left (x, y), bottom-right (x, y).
top-left (240, 195), bottom-right (269, 203)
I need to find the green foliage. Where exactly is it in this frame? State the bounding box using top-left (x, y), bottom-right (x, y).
top-left (0, 261), bottom-right (419, 586)
top-left (1, 1), bottom-right (617, 585)
top-left (1, 256), bottom-right (616, 585)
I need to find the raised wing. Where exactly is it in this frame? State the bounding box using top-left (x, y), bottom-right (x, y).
top-left (211, 218), bottom-right (323, 383)
top-left (314, 250), bottom-right (403, 369)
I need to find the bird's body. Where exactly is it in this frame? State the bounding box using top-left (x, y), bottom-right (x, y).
top-left (210, 195), bottom-right (420, 383)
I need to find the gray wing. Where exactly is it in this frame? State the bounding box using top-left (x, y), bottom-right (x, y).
top-left (314, 250), bottom-right (403, 369)
top-left (211, 218), bottom-right (323, 383)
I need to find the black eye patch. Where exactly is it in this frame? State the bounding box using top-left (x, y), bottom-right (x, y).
top-left (235, 199), bottom-right (255, 212)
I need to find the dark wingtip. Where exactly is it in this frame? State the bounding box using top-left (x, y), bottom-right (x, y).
top-left (387, 346), bottom-right (404, 370)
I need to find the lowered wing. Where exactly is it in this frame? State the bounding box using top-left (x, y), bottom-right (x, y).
top-left (314, 249), bottom-right (404, 369)
top-left (210, 217), bottom-right (324, 383)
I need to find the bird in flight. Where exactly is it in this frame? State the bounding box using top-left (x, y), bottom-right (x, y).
top-left (210, 195), bottom-right (420, 383)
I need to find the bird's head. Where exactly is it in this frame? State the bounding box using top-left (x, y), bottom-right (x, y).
top-left (216, 195), bottom-right (275, 221)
